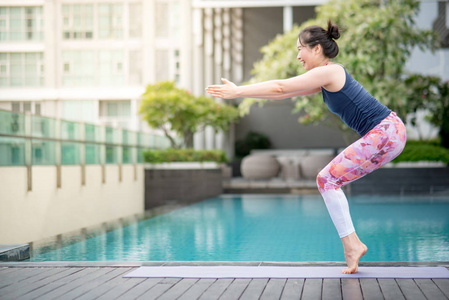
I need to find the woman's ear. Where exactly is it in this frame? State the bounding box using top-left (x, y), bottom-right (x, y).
top-left (314, 44), bottom-right (322, 55)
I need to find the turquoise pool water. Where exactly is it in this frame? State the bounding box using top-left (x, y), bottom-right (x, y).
top-left (29, 194), bottom-right (449, 262)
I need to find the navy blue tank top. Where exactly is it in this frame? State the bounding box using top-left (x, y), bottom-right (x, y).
top-left (321, 66), bottom-right (391, 136)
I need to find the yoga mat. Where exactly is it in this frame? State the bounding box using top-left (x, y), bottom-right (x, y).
top-left (124, 266), bottom-right (449, 279)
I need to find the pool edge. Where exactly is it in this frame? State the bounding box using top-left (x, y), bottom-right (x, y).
top-left (1, 261), bottom-right (448, 268)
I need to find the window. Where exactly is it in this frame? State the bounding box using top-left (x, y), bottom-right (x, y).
top-left (98, 3), bottom-right (123, 39)
top-left (0, 7), bottom-right (43, 42)
top-left (155, 49), bottom-right (180, 83)
top-left (155, 1), bottom-right (182, 83)
top-left (62, 101), bottom-right (96, 123)
top-left (174, 49), bottom-right (180, 85)
top-left (129, 3), bottom-right (142, 38)
top-left (129, 50), bottom-right (142, 85)
top-left (155, 49), bottom-right (169, 81)
top-left (10, 101), bottom-right (42, 115)
top-left (62, 50), bottom-right (125, 87)
top-left (434, 2), bottom-right (449, 48)
top-left (155, 2), bottom-right (169, 38)
top-left (0, 53), bottom-right (7, 86)
top-left (62, 4), bottom-right (94, 40)
top-left (170, 1), bottom-right (181, 41)
top-left (98, 50), bottom-right (125, 86)
top-left (0, 52), bottom-right (44, 87)
top-left (62, 50), bottom-right (95, 86)
top-left (100, 100), bottom-right (131, 118)
top-left (446, 2), bottom-right (449, 28)
top-left (63, 62), bottom-right (70, 73)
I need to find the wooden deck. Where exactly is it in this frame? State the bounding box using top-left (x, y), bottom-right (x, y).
top-left (1, 266), bottom-right (448, 300)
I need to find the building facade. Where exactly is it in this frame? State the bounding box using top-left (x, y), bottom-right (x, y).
top-left (0, 0), bottom-right (188, 134)
top-left (1, 0), bottom-right (448, 155)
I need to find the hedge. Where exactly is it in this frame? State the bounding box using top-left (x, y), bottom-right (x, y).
top-left (392, 140), bottom-right (449, 164)
top-left (143, 148), bottom-right (228, 164)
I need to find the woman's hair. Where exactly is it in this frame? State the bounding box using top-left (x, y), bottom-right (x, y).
top-left (298, 20), bottom-right (340, 58)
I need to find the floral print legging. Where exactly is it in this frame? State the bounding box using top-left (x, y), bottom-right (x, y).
top-left (317, 112), bottom-right (407, 238)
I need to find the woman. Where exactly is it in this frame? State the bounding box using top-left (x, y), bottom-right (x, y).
top-left (206, 20), bottom-right (407, 274)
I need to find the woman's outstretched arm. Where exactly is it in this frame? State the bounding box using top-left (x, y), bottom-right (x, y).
top-left (205, 66), bottom-right (334, 99)
top-left (251, 88), bottom-right (321, 99)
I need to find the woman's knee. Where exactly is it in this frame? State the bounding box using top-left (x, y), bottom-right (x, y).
top-left (316, 170), bottom-right (329, 192)
top-left (317, 168), bottom-right (340, 193)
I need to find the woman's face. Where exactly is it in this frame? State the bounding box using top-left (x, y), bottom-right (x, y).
top-left (296, 38), bottom-right (317, 70)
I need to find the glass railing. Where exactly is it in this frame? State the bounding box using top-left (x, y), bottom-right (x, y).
top-left (0, 109), bottom-right (171, 167)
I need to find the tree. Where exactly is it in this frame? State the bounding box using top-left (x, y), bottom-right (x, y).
top-left (405, 75), bottom-right (449, 147)
top-left (239, 0), bottom-right (437, 143)
top-left (139, 81), bottom-right (239, 148)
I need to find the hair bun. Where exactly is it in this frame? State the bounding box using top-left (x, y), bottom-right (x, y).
top-left (327, 20), bottom-right (340, 40)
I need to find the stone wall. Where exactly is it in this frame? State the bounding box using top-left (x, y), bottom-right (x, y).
top-left (349, 167), bottom-right (449, 196)
top-left (144, 165), bottom-right (223, 209)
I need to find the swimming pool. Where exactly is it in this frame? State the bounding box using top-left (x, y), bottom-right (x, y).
top-left (29, 194), bottom-right (449, 262)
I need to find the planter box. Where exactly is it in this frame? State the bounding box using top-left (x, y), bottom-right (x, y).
top-left (349, 166), bottom-right (449, 196)
top-left (144, 162), bottom-right (223, 209)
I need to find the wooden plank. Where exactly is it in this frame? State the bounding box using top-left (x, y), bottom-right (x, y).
top-left (95, 277), bottom-right (148, 300)
top-left (157, 278), bottom-right (200, 300)
top-left (360, 279), bottom-right (383, 300)
top-left (377, 279), bottom-right (405, 300)
top-left (57, 268), bottom-right (132, 300)
top-left (0, 267), bottom-right (22, 276)
top-left (322, 279), bottom-right (342, 300)
top-left (0, 267), bottom-right (82, 299)
top-left (260, 278), bottom-right (287, 300)
top-left (238, 279), bottom-right (269, 300)
top-left (301, 279), bottom-right (322, 300)
top-left (135, 278), bottom-right (182, 300)
top-left (17, 268), bottom-right (98, 300)
top-left (119, 278), bottom-right (165, 299)
top-left (50, 268), bottom-right (139, 300)
top-left (414, 279), bottom-right (448, 300)
top-left (341, 279), bottom-right (363, 300)
top-left (0, 267), bottom-right (56, 289)
top-left (72, 267), bottom-right (135, 300)
top-left (197, 278), bottom-right (234, 300)
top-left (395, 279), bottom-right (426, 300)
top-left (219, 278), bottom-right (252, 300)
top-left (36, 268), bottom-right (106, 300)
top-left (280, 278), bottom-right (304, 300)
top-left (177, 278), bottom-right (216, 300)
top-left (433, 279), bottom-right (449, 298)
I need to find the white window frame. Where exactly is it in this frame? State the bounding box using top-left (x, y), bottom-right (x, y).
top-left (128, 2), bottom-right (142, 38)
top-left (63, 60), bottom-right (71, 74)
top-left (97, 3), bottom-right (124, 40)
top-left (0, 9), bottom-right (9, 41)
top-left (1, 52), bottom-right (44, 87)
top-left (62, 4), bottom-right (94, 40)
top-left (11, 101), bottom-right (42, 115)
top-left (113, 60), bottom-right (123, 75)
top-left (0, 7), bottom-right (43, 41)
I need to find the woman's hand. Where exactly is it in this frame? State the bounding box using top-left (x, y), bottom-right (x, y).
top-left (205, 78), bottom-right (238, 99)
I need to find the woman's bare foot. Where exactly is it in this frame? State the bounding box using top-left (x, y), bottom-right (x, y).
top-left (341, 232), bottom-right (368, 274)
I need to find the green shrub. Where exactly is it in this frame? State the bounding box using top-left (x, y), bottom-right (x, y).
top-left (143, 148), bottom-right (228, 164)
top-left (392, 140), bottom-right (449, 164)
top-left (234, 131), bottom-right (271, 159)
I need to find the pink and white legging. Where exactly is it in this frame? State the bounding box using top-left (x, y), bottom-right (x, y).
top-left (317, 112), bottom-right (407, 238)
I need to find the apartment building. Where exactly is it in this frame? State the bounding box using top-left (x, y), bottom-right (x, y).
top-left (0, 0), bottom-right (189, 133)
top-left (1, 0), bottom-right (446, 151)
top-left (0, 0), bottom-right (328, 155)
